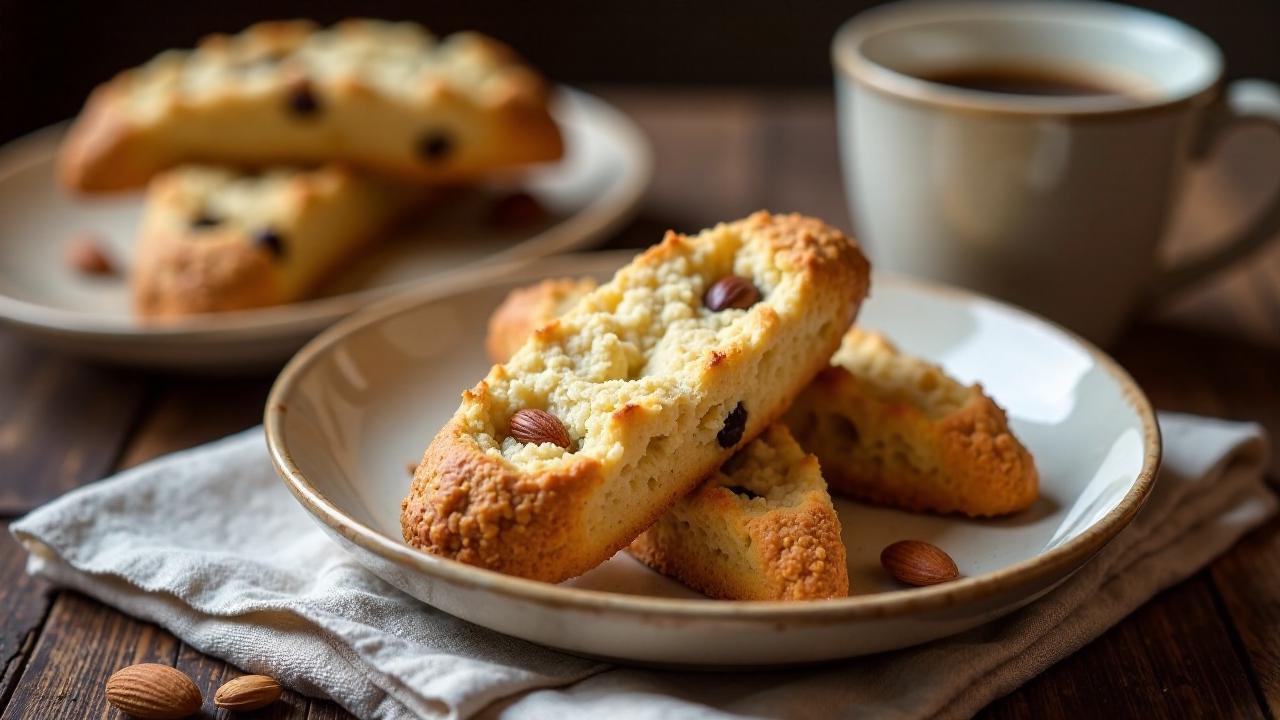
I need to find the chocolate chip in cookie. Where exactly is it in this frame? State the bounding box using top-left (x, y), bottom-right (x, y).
top-left (416, 131), bottom-right (454, 162)
top-left (191, 213), bottom-right (222, 229)
top-left (717, 402), bottom-right (747, 448)
top-left (253, 228), bottom-right (286, 258)
top-left (287, 81), bottom-right (321, 117)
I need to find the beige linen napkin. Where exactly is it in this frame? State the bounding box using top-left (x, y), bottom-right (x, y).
top-left (12, 412), bottom-right (1273, 720)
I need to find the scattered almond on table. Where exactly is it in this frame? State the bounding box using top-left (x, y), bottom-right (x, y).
top-left (215, 674), bottom-right (283, 711)
top-left (881, 540), bottom-right (960, 586)
top-left (104, 663), bottom-right (201, 719)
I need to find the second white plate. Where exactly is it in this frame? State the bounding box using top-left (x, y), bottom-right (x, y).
top-left (0, 89), bottom-right (651, 369)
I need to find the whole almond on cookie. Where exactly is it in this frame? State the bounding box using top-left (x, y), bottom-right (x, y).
top-left (509, 409), bottom-right (571, 448)
top-left (215, 674), bottom-right (283, 711)
top-left (104, 663), bottom-right (202, 719)
top-left (881, 540), bottom-right (959, 586)
top-left (703, 275), bottom-right (759, 311)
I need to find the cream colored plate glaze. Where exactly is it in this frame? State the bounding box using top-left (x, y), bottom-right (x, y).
top-left (266, 251), bottom-right (1160, 666)
top-left (0, 89), bottom-right (651, 370)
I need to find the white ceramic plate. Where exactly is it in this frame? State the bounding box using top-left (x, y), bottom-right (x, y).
top-left (265, 251), bottom-right (1160, 667)
top-left (0, 89), bottom-right (651, 370)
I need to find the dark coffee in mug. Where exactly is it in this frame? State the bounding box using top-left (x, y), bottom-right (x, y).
top-left (918, 65), bottom-right (1133, 97)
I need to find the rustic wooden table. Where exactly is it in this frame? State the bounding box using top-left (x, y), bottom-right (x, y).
top-left (1, 89), bottom-right (1278, 719)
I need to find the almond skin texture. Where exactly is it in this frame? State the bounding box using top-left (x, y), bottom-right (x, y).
top-left (104, 663), bottom-right (202, 719)
top-left (881, 540), bottom-right (959, 586)
top-left (215, 674), bottom-right (283, 711)
top-left (65, 232), bottom-right (117, 276)
top-left (703, 274), bottom-right (759, 311)
top-left (508, 408), bottom-right (571, 449)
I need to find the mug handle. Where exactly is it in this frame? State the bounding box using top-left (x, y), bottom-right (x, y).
top-left (1148, 79), bottom-right (1280, 300)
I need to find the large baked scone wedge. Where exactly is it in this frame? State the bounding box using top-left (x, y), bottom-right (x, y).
top-left (133, 164), bottom-right (430, 318)
top-left (401, 212), bottom-right (870, 582)
top-left (783, 329), bottom-right (1038, 517)
top-left (60, 20), bottom-right (562, 191)
top-left (629, 424), bottom-right (848, 600)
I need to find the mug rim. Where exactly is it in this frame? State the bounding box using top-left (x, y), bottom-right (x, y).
top-left (832, 0), bottom-right (1224, 119)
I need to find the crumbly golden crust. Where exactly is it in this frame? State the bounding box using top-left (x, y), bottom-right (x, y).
top-left (132, 165), bottom-right (429, 318)
top-left (59, 19), bottom-right (562, 192)
top-left (783, 329), bottom-right (1038, 517)
top-left (402, 211), bottom-right (871, 582)
top-left (485, 277), bottom-right (598, 363)
top-left (628, 425), bottom-right (848, 600)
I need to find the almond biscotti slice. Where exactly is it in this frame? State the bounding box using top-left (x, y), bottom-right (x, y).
top-left (401, 211), bottom-right (870, 582)
top-left (486, 281), bottom-right (846, 599)
top-left (783, 329), bottom-right (1038, 517)
top-left (629, 424), bottom-right (848, 600)
top-left (60, 20), bottom-right (562, 192)
top-left (133, 164), bottom-right (430, 318)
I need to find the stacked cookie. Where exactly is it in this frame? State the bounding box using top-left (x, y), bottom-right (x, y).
top-left (58, 20), bottom-right (563, 319)
top-left (403, 212), bottom-right (1039, 600)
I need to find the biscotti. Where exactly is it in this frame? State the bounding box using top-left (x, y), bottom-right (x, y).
top-left (59, 20), bottom-right (562, 191)
top-left (401, 211), bottom-right (870, 582)
top-left (133, 165), bottom-right (429, 318)
top-left (629, 424), bottom-right (848, 600)
top-left (783, 329), bottom-right (1038, 516)
top-left (485, 277), bottom-right (598, 363)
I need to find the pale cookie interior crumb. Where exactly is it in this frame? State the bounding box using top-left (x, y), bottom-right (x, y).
top-left (833, 329), bottom-right (971, 418)
top-left (713, 426), bottom-right (816, 512)
top-left (464, 223), bottom-right (790, 467)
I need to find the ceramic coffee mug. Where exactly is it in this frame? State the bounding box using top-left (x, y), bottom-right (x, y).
top-left (833, 0), bottom-right (1280, 342)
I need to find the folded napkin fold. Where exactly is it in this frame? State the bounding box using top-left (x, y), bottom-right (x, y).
top-left (12, 413), bottom-right (1273, 720)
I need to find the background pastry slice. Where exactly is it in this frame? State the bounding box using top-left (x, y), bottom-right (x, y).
top-left (59, 19), bottom-right (563, 191)
top-left (783, 329), bottom-right (1039, 517)
top-left (133, 164), bottom-right (431, 318)
top-left (485, 276), bottom-right (598, 363)
top-left (401, 211), bottom-right (870, 583)
top-left (629, 424), bottom-right (848, 600)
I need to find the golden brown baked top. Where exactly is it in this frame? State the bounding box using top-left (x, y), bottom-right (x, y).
top-left (108, 20), bottom-right (549, 124)
top-left (631, 424), bottom-right (849, 600)
top-left (833, 329), bottom-right (973, 418)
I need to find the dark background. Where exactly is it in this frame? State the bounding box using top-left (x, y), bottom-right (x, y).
top-left (1, 0), bottom-right (1278, 144)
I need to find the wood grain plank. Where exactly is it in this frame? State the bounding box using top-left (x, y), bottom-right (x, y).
top-left (115, 375), bottom-right (272, 470)
top-left (980, 573), bottom-right (1265, 720)
top-left (0, 591), bottom-right (178, 719)
top-left (307, 700), bottom-right (356, 719)
top-left (0, 524), bottom-right (53, 708)
top-left (757, 94), bottom-right (851, 229)
top-left (0, 332), bottom-right (148, 515)
top-left (604, 89), bottom-right (768, 242)
top-left (1211, 519), bottom-right (1280, 719)
top-left (1188, 325), bottom-right (1280, 716)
